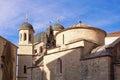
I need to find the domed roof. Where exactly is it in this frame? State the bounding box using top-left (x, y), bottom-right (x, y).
top-left (19, 22), bottom-right (34, 31)
top-left (71, 23), bottom-right (91, 28)
top-left (52, 23), bottom-right (64, 31)
top-left (34, 32), bottom-right (47, 43)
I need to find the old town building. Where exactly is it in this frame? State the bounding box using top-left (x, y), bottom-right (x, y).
top-left (0, 36), bottom-right (17, 80)
top-left (17, 20), bottom-right (120, 80)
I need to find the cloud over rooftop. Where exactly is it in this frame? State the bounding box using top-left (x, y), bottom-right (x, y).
top-left (0, 0), bottom-right (120, 44)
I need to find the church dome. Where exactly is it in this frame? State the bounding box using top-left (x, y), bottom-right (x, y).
top-left (19, 22), bottom-right (34, 31)
top-left (52, 23), bottom-right (64, 31)
top-left (55, 22), bottom-right (106, 47)
top-left (34, 32), bottom-right (47, 43)
top-left (70, 23), bottom-right (91, 28)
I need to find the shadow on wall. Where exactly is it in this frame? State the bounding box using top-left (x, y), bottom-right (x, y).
top-left (32, 65), bottom-right (47, 80)
top-left (44, 44), bottom-right (119, 80)
top-left (44, 48), bottom-right (82, 80)
top-left (1, 42), bottom-right (14, 80)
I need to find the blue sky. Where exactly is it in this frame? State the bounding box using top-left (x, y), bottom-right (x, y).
top-left (0, 0), bottom-right (120, 45)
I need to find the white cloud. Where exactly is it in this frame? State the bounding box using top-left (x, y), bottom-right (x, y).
top-left (0, 0), bottom-right (120, 44)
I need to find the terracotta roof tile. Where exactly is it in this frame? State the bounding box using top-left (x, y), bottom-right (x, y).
top-left (107, 31), bottom-right (120, 37)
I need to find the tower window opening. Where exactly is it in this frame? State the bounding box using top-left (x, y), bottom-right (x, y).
top-left (57, 58), bottom-right (62, 73)
top-left (24, 33), bottom-right (27, 41)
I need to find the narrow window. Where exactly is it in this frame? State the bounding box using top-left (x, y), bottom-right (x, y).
top-left (63, 34), bottom-right (64, 44)
top-left (39, 46), bottom-right (43, 53)
top-left (57, 58), bottom-right (62, 73)
top-left (24, 65), bottom-right (27, 74)
top-left (24, 33), bottom-right (27, 41)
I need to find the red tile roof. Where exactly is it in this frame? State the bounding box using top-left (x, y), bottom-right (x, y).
top-left (107, 31), bottom-right (120, 37)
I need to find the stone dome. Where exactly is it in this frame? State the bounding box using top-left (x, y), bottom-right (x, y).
top-left (52, 23), bottom-right (64, 31)
top-left (71, 23), bottom-right (91, 28)
top-left (19, 22), bottom-right (34, 31)
top-left (55, 23), bottom-right (106, 47)
top-left (34, 32), bottom-right (47, 43)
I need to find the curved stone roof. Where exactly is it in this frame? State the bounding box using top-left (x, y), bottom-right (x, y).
top-left (19, 22), bottom-right (34, 31)
top-left (70, 23), bottom-right (91, 28)
top-left (82, 38), bottom-right (120, 60)
top-left (34, 32), bottom-right (47, 43)
top-left (55, 23), bottom-right (106, 37)
top-left (52, 23), bottom-right (64, 31)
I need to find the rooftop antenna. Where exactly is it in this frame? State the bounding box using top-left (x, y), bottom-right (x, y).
top-left (26, 13), bottom-right (28, 23)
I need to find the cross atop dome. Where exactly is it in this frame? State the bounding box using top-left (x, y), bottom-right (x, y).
top-left (78, 20), bottom-right (82, 24)
top-left (56, 17), bottom-right (60, 24)
top-left (26, 13), bottom-right (28, 23)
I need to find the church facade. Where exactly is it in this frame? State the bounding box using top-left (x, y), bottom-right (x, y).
top-left (17, 20), bottom-right (120, 80)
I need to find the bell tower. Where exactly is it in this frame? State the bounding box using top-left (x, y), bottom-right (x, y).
top-left (18, 19), bottom-right (34, 80)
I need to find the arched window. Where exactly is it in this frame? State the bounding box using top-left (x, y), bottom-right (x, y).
top-left (57, 58), bottom-right (62, 73)
top-left (24, 33), bottom-right (27, 41)
top-left (29, 34), bottom-right (31, 42)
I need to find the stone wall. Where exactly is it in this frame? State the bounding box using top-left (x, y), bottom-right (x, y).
top-left (0, 37), bottom-right (6, 80)
top-left (44, 48), bottom-right (82, 80)
top-left (18, 55), bottom-right (32, 80)
top-left (114, 65), bottom-right (120, 80)
top-left (111, 39), bottom-right (120, 80)
top-left (79, 57), bottom-right (111, 80)
top-left (18, 45), bottom-right (33, 55)
top-left (0, 37), bottom-right (17, 80)
top-left (44, 46), bottom-right (111, 80)
top-left (32, 66), bottom-right (44, 80)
